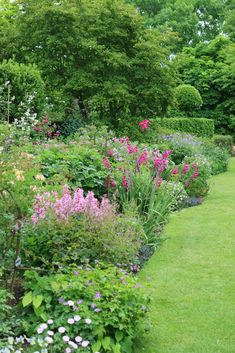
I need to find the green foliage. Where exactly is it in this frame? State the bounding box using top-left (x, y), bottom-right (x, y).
top-left (21, 265), bottom-right (149, 352)
top-left (0, 60), bottom-right (45, 122)
top-left (21, 210), bottom-right (143, 269)
top-left (0, 0), bottom-right (176, 126)
top-left (176, 36), bottom-right (235, 134)
top-left (213, 134), bottom-right (233, 154)
top-left (174, 84), bottom-right (202, 115)
top-left (155, 118), bottom-right (214, 138)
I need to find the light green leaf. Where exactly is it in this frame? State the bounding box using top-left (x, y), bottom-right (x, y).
top-left (102, 336), bottom-right (111, 350)
top-left (92, 341), bottom-right (102, 352)
top-left (22, 291), bottom-right (33, 307)
top-left (33, 295), bottom-right (43, 309)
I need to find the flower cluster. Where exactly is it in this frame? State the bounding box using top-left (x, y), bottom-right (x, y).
top-left (139, 119), bottom-right (149, 131)
top-left (31, 116), bottom-right (60, 144)
top-left (32, 185), bottom-right (114, 223)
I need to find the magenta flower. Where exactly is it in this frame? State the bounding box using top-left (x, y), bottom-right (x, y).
top-left (171, 167), bottom-right (178, 175)
top-left (103, 157), bottom-right (111, 170)
top-left (139, 119), bottom-right (149, 131)
top-left (137, 151), bottom-right (148, 169)
top-left (122, 175), bottom-right (129, 189)
top-left (192, 169), bottom-right (199, 179)
top-left (185, 180), bottom-right (190, 188)
top-left (182, 164), bottom-right (190, 173)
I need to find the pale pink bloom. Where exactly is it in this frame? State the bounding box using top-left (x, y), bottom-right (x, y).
top-left (75, 336), bottom-right (82, 343)
top-left (74, 315), bottom-right (81, 322)
top-left (58, 327), bottom-right (66, 333)
top-left (85, 318), bottom-right (92, 324)
top-left (67, 318), bottom-right (75, 324)
top-left (81, 340), bottom-right (90, 347)
top-left (63, 336), bottom-right (70, 342)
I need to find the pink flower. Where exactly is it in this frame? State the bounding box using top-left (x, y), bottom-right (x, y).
top-left (137, 151), bottom-right (148, 169)
top-left (185, 180), bottom-right (190, 188)
top-left (162, 150), bottom-right (172, 158)
top-left (107, 149), bottom-right (113, 157)
top-left (156, 177), bottom-right (163, 187)
top-left (192, 169), bottom-right (199, 179)
top-left (103, 157), bottom-right (111, 170)
top-left (182, 164), bottom-right (190, 174)
top-left (63, 336), bottom-right (70, 342)
top-left (193, 163), bottom-right (197, 169)
top-left (122, 175), bottom-right (129, 189)
top-left (171, 167), bottom-right (178, 175)
top-left (75, 336), bottom-right (82, 343)
top-left (139, 119), bottom-right (149, 131)
top-left (128, 144), bottom-right (139, 154)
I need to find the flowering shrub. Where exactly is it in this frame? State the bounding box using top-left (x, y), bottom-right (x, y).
top-left (18, 265), bottom-right (149, 353)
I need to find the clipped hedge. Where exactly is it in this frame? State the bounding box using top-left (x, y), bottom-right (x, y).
top-left (155, 118), bottom-right (215, 138)
top-left (214, 134), bottom-right (233, 153)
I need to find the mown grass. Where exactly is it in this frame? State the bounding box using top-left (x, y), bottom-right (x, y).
top-left (135, 159), bottom-right (235, 353)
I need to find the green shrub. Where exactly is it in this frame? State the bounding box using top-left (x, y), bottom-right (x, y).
top-left (213, 134), bottom-right (233, 153)
top-left (228, 117), bottom-right (235, 142)
top-left (19, 266), bottom-right (149, 353)
top-left (174, 84), bottom-right (203, 115)
top-left (0, 60), bottom-right (45, 122)
top-left (21, 209), bottom-right (143, 269)
top-left (155, 118), bottom-right (214, 138)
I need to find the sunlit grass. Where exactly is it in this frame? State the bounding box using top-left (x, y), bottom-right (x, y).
top-left (135, 159), bottom-right (235, 353)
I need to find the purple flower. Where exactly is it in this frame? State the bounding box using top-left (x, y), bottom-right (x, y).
top-left (91, 303), bottom-right (96, 309)
top-left (94, 292), bottom-right (101, 299)
top-left (77, 299), bottom-right (83, 305)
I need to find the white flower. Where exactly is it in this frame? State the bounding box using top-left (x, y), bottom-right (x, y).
top-left (47, 319), bottom-right (53, 325)
top-left (47, 330), bottom-right (54, 336)
top-left (85, 318), bottom-right (92, 325)
top-left (75, 336), bottom-right (82, 343)
top-left (45, 336), bottom-right (53, 344)
top-left (67, 318), bottom-right (75, 324)
top-left (67, 300), bottom-right (74, 306)
top-left (58, 327), bottom-right (66, 333)
top-left (63, 336), bottom-right (70, 342)
top-left (81, 340), bottom-right (90, 347)
top-left (74, 315), bottom-right (81, 322)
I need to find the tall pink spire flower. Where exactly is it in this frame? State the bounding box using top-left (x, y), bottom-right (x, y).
top-left (103, 157), bottom-right (111, 170)
top-left (139, 119), bottom-right (149, 131)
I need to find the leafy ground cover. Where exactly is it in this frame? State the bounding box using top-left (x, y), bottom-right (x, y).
top-left (135, 159), bottom-right (235, 353)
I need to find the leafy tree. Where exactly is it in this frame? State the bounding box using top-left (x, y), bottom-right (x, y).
top-left (0, 59), bottom-right (45, 122)
top-left (176, 36), bottom-right (235, 133)
top-left (129, 0), bottom-right (230, 49)
top-left (0, 0), bottom-right (177, 128)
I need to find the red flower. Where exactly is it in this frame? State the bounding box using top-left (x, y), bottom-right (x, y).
top-left (139, 119), bottom-right (149, 131)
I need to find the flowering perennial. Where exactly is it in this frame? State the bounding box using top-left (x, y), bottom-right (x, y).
top-left (32, 185), bottom-right (114, 223)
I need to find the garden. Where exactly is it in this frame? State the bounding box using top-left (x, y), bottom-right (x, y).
top-left (0, 1), bottom-right (235, 353)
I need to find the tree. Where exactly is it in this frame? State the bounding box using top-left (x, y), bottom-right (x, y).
top-left (175, 36), bottom-right (235, 133)
top-left (0, 0), bottom-right (177, 128)
top-left (128, 0), bottom-right (230, 50)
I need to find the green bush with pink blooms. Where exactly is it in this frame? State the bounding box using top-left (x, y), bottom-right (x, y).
top-left (0, 117), bottom-right (230, 352)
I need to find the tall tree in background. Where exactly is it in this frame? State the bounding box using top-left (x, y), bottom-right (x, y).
top-left (0, 0), bottom-right (177, 127)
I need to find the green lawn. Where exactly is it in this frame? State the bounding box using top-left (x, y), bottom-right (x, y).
top-left (135, 159), bottom-right (235, 353)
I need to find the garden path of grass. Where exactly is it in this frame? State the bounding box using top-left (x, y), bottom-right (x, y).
top-left (135, 158), bottom-right (235, 353)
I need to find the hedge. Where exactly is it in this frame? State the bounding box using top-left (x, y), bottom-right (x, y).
top-left (154, 118), bottom-right (215, 138)
top-left (214, 134), bottom-right (233, 154)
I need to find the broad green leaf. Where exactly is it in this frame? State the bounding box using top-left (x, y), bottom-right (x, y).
top-left (92, 341), bottom-right (102, 352)
top-left (102, 336), bottom-right (111, 350)
top-left (115, 331), bottom-right (123, 342)
top-left (33, 294), bottom-right (43, 309)
top-left (51, 281), bottom-right (60, 291)
top-left (22, 291), bottom-right (33, 307)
